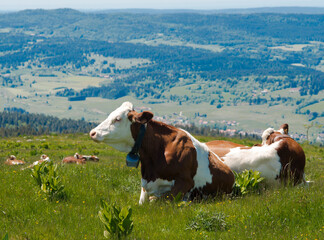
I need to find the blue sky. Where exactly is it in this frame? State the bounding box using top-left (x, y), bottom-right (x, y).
top-left (1, 0), bottom-right (324, 10)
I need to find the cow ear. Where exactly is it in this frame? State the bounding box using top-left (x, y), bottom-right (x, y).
top-left (135, 111), bottom-right (153, 124)
top-left (128, 111), bottom-right (153, 124)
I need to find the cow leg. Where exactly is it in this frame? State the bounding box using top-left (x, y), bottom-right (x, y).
top-left (139, 187), bottom-right (148, 205)
top-left (168, 177), bottom-right (194, 200)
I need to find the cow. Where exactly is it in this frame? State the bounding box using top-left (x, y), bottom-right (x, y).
top-left (4, 155), bottom-right (25, 165)
top-left (62, 153), bottom-right (86, 165)
top-left (206, 124), bottom-right (306, 185)
top-left (27, 154), bottom-right (51, 168)
top-left (89, 101), bottom-right (234, 204)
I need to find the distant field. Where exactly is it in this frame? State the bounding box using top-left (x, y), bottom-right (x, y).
top-left (269, 44), bottom-right (311, 52)
top-left (0, 134), bottom-right (323, 239)
top-left (28, 75), bottom-right (107, 91)
top-left (128, 38), bottom-right (224, 53)
top-left (0, 85), bottom-right (319, 137)
top-left (301, 101), bottom-right (324, 112)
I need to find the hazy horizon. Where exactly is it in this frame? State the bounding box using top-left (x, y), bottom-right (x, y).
top-left (1, 0), bottom-right (324, 11)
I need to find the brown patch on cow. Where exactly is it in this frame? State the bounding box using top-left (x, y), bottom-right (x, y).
top-left (267, 132), bottom-right (305, 185)
top-left (203, 152), bottom-right (234, 194)
top-left (206, 140), bottom-right (245, 158)
top-left (62, 155), bottom-right (86, 164)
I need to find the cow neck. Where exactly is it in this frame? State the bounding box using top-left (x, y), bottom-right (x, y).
top-left (271, 134), bottom-right (291, 143)
top-left (126, 123), bottom-right (147, 168)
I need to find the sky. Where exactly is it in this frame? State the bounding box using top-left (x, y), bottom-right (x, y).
top-left (1, 0), bottom-right (324, 11)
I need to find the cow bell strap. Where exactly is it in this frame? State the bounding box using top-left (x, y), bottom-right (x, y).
top-left (131, 124), bottom-right (146, 154)
top-left (126, 124), bottom-right (146, 168)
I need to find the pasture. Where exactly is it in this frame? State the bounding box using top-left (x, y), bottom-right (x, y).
top-left (0, 134), bottom-right (323, 239)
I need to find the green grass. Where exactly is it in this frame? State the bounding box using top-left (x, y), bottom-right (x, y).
top-left (0, 134), bottom-right (323, 239)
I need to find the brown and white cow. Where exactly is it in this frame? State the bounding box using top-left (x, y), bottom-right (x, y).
top-left (4, 155), bottom-right (25, 165)
top-left (206, 124), bottom-right (305, 185)
top-left (27, 154), bottom-right (51, 168)
top-left (62, 153), bottom-right (86, 165)
top-left (89, 102), bottom-right (234, 204)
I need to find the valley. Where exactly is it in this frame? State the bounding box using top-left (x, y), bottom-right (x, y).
top-left (0, 9), bottom-right (323, 142)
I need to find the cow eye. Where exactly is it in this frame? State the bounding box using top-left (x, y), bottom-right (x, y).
top-left (112, 117), bottom-right (121, 124)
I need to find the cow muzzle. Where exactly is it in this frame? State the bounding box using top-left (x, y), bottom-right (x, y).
top-left (90, 130), bottom-right (100, 142)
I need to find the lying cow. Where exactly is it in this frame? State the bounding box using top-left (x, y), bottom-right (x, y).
top-left (90, 101), bottom-right (234, 204)
top-left (62, 153), bottom-right (86, 165)
top-left (206, 124), bottom-right (305, 185)
top-left (29, 154), bottom-right (51, 167)
top-left (5, 155), bottom-right (25, 165)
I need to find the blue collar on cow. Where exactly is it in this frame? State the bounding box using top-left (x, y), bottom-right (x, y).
top-left (126, 124), bottom-right (147, 168)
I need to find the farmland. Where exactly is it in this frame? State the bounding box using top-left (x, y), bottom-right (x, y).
top-left (0, 9), bottom-right (323, 142)
top-left (0, 134), bottom-right (323, 239)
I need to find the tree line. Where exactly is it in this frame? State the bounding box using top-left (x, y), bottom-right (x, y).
top-left (0, 109), bottom-right (97, 137)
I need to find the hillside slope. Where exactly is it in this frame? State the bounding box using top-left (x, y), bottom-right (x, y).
top-left (0, 9), bottom-right (323, 141)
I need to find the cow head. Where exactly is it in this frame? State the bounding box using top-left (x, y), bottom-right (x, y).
top-left (89, 101), bottom-right (153, 152)
top-left (261, 124), bottom-right (290, 145)
top-left (278, 123), bottom-right (289, 135)
top-left (261, 128), bottom-right (275, 145)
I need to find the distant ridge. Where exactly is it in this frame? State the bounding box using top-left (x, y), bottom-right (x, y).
top-left (1, 7), bottom-right (324, 15)
top-left (84, 7), bottom-right (324, 14)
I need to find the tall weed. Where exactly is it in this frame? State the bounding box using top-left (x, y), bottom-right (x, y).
top-left (232, 170), bottom-right (264, 196)
top-left (31, 161), bottom-right (66, 201)
top-left (2, 233), bottom-right (8, 240)
top-left (98, 200), bottom-right (133, 239)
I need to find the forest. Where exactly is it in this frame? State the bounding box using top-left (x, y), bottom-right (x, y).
top-left (0, 109), bottom-right (96, 137)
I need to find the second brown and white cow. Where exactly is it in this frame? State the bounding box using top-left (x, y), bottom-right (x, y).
top-left (62, 153), bottom-right (86, 165)
top-left (206, 124), bottom-right (306, 185)
top-left (27, 154), bottom-right (51, 168)
top-left (90, 102), bottom-right (234, 204)
top-left (5, 155), bottom-right (25, 165)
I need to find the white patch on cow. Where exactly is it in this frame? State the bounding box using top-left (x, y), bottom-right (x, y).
top-left (12, 161), bottom-right (23, 165)
top-left (90, 101), bottom-right (135, 152)
top-left (222, 141), bottom-right (282, 182)
top-left (141, 178), bottom-right (175, 198)
top-left (139, 186), bottom-right (148, 205)
top-left (261, 128), bottom-right (275, 145)
top-left (278, 128), bottom-right (285, 134)
top-left (180, 129), bottom-right (213, 189)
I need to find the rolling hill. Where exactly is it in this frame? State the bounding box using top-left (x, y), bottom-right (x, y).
top-left (0, 8), bottom-right (323, 142)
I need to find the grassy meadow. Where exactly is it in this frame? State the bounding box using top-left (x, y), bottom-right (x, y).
top-left (0, 134), bottom-right (323, 239)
